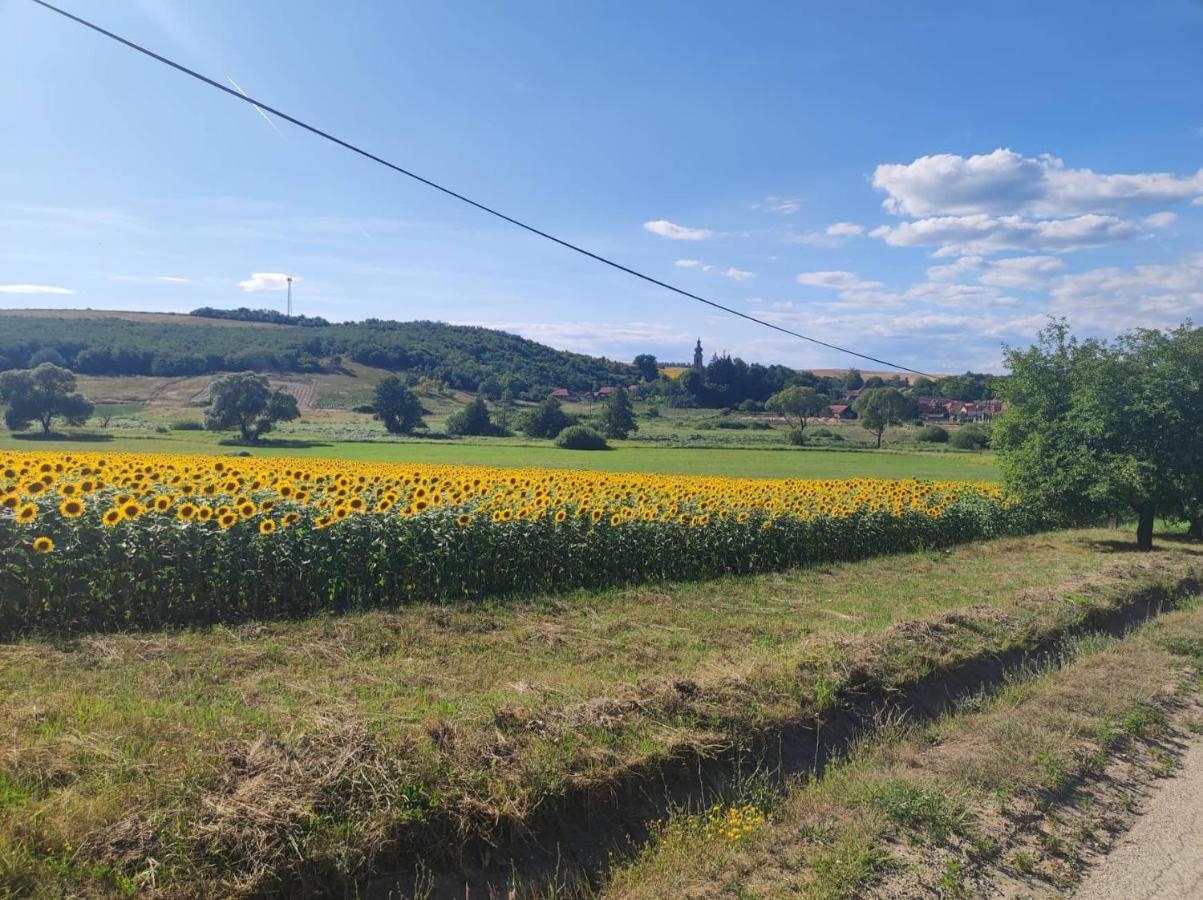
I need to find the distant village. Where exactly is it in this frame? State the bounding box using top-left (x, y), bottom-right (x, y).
top-left (547, 338), bottom-right (1004, 423)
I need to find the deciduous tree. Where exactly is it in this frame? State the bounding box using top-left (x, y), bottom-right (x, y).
top-left (203, 372), bottom-right (299, 442)
top-left (852, 387), bottom-right (917, 448)
top-left (0, 363), bottom-right (94, 433)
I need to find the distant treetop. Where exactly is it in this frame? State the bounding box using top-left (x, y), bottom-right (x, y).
top-left (190, 307), bottom-right (331, 327)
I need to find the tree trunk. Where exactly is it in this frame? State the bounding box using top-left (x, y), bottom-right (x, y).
top-left (1135, 508), bottom-right (1155, 551)
top-left (875, 429), bottom-right (883, 449)
top-left (1188, 518), bottom-right (1203, 540)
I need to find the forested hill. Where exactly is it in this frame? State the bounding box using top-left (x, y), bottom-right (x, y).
top-left (0, 310), bottom-right (633, 396)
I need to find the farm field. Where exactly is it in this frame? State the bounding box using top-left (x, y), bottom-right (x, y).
top-left (2, 527), bottom-right (1201, 895)
top-left (0, 431), bottom-right (1001, 481)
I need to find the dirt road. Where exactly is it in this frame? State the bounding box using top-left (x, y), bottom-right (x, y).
top-left (1075, 738), bottom-right (1203, 900)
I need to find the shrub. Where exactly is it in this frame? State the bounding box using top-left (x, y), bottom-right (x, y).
top-left (169, 419), bottom-right (204, 431)
top-left (555, 425), bottom-right (609, 450)
top-left (787, 428), bottom-right (806, 446)
top-left (715, 420), bottom-right (748, 430)
top-left (916, 425), bottom-right (950, 443)
top-left (950, 425), bottom-right (991, 451)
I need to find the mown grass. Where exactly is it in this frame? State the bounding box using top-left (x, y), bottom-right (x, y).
top-left (605, 600), bottom-right (1203, 899)
top-left (2, 530), bottom-right (1201, 895)
top-left (0, 426), bottom-right (1001, 480)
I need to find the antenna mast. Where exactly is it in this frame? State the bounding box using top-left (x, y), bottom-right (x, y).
top-left (286, 275), bottom-right (293, 317)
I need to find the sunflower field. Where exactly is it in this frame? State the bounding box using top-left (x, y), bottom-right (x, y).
top-left (0, 451), bottom-right (1041, 634)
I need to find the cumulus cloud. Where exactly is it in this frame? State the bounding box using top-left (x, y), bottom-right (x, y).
top-left (873, 148), bottom-right (1203, 218)
top-left (1143, 211), bottom-right (1178, 228)
top-left (643, 219), bottom-right (712, 240)
top-left (0, 284), bottom-right (75, 294)
top-left (1049, 252), bottom-right (1203, 331)
top-left (722, 267), bottom-right (756, 281)
top-left (237, 272), bottom-right (300, 292)
top-left (870, 213), bottom-right (1140, 256)
top-left (797, 270), bottom-right (884, 290)
top-left (675, 259), bottom-right (701, 268)
top-left (825, 222), bottom-right (865, 236)
top-left (978, 256), bottom-right (1066, 290)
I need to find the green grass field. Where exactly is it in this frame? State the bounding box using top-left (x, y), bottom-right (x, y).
top-left (0, 428), bottom-right (1000, 480)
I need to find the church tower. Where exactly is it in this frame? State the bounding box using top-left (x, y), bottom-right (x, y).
top-left (693, 338), bottom-right (704, 372)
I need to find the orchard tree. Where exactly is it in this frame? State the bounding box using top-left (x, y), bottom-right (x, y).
top-left (0, 363), bottom-right (94, 433)
top-left (602, 388), bottom-right (638, 439)
top-left (373, 376), bottom-right (426, 434)
top-left (767, 385), bottom-right (830, 443)
top-left (852, 387), bottom-right (917, 448)
top-left (204, 372), bottom-right (300, 441)
top-left (994, 321), bottom-right (1203, 550)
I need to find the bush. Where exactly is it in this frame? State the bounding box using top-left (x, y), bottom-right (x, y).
top-left (950, 425), bottom-right (991, 451)
top-left (645, 405), bottom-right (660, 418)
top-left (352, 404), bottom-right (376, 415)
top-left (715, 420), bottom-right (748, 430)
top-left (787, 428), bottom-right (806, 445)
top-left (555, 425), bottom-right (609, 450)
top-left (169, 419), bottom-right (204, 431)
top-left (916, 425), bottom-right (950, 443)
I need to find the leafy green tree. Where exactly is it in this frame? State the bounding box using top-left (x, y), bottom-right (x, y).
top-left (767, 385), bottom-right (829, 444)
top-left (204, 372), bottom-right (300, 441)
top-left (994, 321), bottom-right (1203, 550)
top-left (910, 376), bottom-right (939, 397)
top-left (373, 376), bottom-right (426, 434)
top-left (852, 387), bottom-right (917, 448)
top-left (521, 397), bottom-right (574, 439)
top-left (633, 354), bottom-right (660, 382)
top-left (446, 395), bottom-right (502, 436)
top-left (843, 368), bottom-right (864, 391)
top-left (602, 388), bottom-right (638, 439)
top-left (0, 363), bottom-right (94, 433)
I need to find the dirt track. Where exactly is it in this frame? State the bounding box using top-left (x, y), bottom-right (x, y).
top-left (1074, 737), bottom-right (1203, 900)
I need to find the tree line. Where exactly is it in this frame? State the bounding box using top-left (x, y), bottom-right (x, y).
top-left (0, 314), bottom-right (632, 398)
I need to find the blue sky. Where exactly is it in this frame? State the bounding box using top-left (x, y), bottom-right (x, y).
top-left (2, 0), bottom-right (1202, 373)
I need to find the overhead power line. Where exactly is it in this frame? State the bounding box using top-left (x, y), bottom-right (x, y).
top-left (29, 0), bottom-right (933, 377)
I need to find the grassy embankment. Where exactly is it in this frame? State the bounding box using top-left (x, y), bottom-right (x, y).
top-left (609, 602), bottom-right (1203, 899)
top-left (1, 529), bottom-right (1200, 895)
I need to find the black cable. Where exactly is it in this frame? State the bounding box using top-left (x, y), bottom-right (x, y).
top-left (28, 0), bottom-right (933, 377)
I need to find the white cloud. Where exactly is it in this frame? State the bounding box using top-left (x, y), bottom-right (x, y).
top-left (825, 222), bottom-right (865, 236)
top-left (871, 213), bottom-right (1140, 256)
top-left (797, 270), bottom-right (884, 290)
top-left (722, 267), bottom-right (756, 281)
top-left (0, 284), bottom-right (75, 295)
top-left (158, 275), bottom-right (192, 284)
top-left (873, 148), bottom-right (1203, 218)
top-left (978, 255), bottom-right (1065, 290)
top-left (1143, 211), bottom-right (1178, 228)
top-left (762, 196), bottom-right (801, 214)
top-left (926, 256), bottom-right (984, 282)
top-left (675, 259), bottom-right (701, 268)
top-left (237, 272), bottom-right (300, 292)
top-left (1194, 197), bottom-right (1203, 206)
top-left (643, 219), bottom-right (712, 240)
top-left (1049, 252), bottom-right (1203, 331)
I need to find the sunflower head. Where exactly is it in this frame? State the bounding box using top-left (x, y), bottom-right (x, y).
top-left (102, 508), bottom-right (123, 527)
top-left (177, 503), bottom-right (197, 521)
top-left (259, 519), bottom-right (276, 534)
top-left (455, 514), bottom-right (472, 528)
top-left (59, 499), bottom-right (85, 518)
top-left (17, 503), bottom-right (38, 522)
top-left (32, 536), bottom-right (54, 554)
